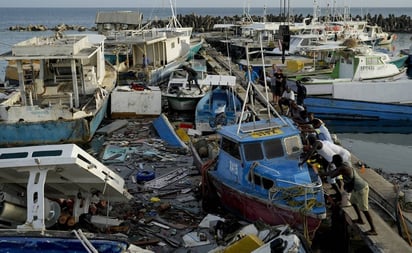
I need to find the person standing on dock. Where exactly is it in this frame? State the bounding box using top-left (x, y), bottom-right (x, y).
top-left (244, 65), bottom-right (259, 84)
top-left (278, 85), bottom-right (295, 115)
top-left (295, 80), bottom-right (307, 106)
top-left (324, 154), bottom-right (378, 236)
top-left (273, 67), bottom-right (286, 105)
top-left (269, 64), bottom-right (278, 104)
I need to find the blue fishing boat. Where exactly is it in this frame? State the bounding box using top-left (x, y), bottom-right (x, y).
top-left (201, 65), bottom-right (326, 239)
top-left (204, 115), bottom-right (327, 239)
top-left (195, 75), bottom-right (242, 134)
top-left (0, 144), bottom-right (151, 252)
top-left (304, 97), bottom-right (412, 121)
top-left (0, 34), bottom-right (117, 147)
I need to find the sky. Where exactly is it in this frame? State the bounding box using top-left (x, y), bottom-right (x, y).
top-left (1, 0), bottom-right (410, 8)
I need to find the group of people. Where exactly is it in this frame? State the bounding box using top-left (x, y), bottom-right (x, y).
top-left (243, 62), bottom-right (378, 236)
top-left (299, 118), bottom-right (378, 236)
top-left (268, 64), bottom-right (307, 116)
top-left (243, 64), bottom-right (307, 117)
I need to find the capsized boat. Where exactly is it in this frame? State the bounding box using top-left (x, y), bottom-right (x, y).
top-left (195, 74), bottom-right (242, 134)
top-left (0, 34), bottom-right (117, 147)
top-left (0, 143), bottom-right (151, 252)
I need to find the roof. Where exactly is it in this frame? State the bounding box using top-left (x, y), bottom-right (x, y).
top-left (95, 11), bottom-right (143, 25)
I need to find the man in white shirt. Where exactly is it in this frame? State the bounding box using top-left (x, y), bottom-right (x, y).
top-left (278, 85), bottom-right (295, 115)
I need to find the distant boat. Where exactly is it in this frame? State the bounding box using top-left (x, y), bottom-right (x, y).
top-left (0, 34), bottom-right (117, 147)
top-left (194, 74), bottom-right (242, 134)
top-left (0, 143), bottom-right (151, 252)
top-left (298, 44), bottom-right (408, 97)
top-left (162, 59), bottom-right (209, 111)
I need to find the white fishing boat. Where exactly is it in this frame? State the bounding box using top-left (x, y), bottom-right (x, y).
top-left (162, 59), bottom-right (209, 111)
top-left (0, 143), bottom-right (151, 252)
top-left (0, 34), bottom-right (117, 147)
top-left (103, 1), bottom-right (203, 86)
top-left (298, 43), bottom-right (408, 97)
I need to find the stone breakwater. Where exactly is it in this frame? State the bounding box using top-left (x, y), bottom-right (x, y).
top-left (8, 13), bottom-right (412, 33)
top-left (8, 24), bottom-right (95, 32)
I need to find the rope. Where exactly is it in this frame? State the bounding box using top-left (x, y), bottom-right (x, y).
top-left (397, 202), bottom-right (412, 246)
top-left (72, 229), bottom-right (98, 253)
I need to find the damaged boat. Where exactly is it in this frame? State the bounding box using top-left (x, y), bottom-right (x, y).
top-left (0, 143), bottom-right (151, 252)
top-left (0, 34), bottom-right (117, 146)
top-left (201, 39), bottom-right (327, 239)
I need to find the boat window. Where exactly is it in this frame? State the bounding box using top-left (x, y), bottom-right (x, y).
top-left (247, 173), bottom-right (274, 190)
top-left (32, 150), bottom-right (63, 157)
top-left (263, 139), bottom-right (284, 159)
top-left (221, 137), bottom-right (241, 160)
top-left (284, 136), bottom-right (302, 155)
top-left (243, 142), bottom-right (264, 161)
top-left (0, 152), bottom-right (28, 159)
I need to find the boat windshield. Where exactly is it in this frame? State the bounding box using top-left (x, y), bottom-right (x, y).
top-left (242, 135), bottom-right (302, 161)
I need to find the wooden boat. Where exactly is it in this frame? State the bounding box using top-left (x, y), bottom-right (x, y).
top-left (0, 34), bottom-right (117, 147)
top-left (162, 59), bottom-right (209, 111)
top-left (0, 143), bottom-right (151, 252)
top-left (194, 74), bottom-right (242, 134)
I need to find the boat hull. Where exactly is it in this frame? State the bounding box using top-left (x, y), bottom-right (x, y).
top-left (166, 95), bottom-right (203, 111)
top-left (195, 85), bottom-right (242, 134)
top-left (304, 97), bottom-right (412, 121)
top-left (208, 173), bottom-right (323, 239)
top-left (0, 98), bottom-right (109, 147)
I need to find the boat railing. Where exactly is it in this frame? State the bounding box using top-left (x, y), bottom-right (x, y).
top-left (268, 178), bottom-right (323, 211)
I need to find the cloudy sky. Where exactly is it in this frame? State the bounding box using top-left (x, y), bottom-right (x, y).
top-left (2, 0), bottom-right (410, 8)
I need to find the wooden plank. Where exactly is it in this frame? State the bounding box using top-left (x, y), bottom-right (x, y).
top-left (96, 119), bottom-right (129, 135)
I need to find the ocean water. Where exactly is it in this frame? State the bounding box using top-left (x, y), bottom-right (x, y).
top-left (0, 7), bottom-right (411, 173)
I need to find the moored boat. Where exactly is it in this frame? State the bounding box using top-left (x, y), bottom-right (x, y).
top-left (304, 97), bottom-right (412, 121)
top-left (298, 43), bottom-right (407, 96)
top-left (0, 34), bottom-right (117, 147)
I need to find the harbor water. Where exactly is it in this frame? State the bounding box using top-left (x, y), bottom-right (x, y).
top-left (0, 7), bottom-right (411, 174)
